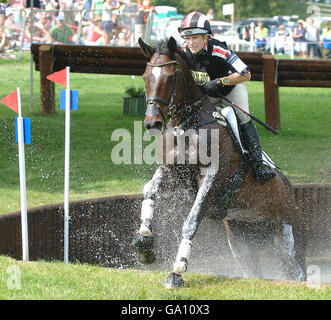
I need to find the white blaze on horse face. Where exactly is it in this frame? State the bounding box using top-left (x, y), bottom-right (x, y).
top-left (151, 67), bottom-right (162, 80)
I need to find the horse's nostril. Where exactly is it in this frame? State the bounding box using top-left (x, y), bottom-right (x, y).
top-left (144, 121), bottom-right (152, 130)
top-left (153, 121), bottom-right (163, 131)
top-left (144, 120), bottom-right (163, 131)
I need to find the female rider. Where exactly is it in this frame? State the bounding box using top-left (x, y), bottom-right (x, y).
top-left (178, 11), bottom-right (276, 184)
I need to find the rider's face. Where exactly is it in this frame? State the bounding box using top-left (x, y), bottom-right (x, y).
top-left (183, 34), bottom-right (207, 53)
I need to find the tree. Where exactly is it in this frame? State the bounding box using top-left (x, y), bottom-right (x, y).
top-left (152, 0), bottom-right (310, 20)
top-left (153, 0), bottom-right (185, 13)
top-left (213, 0), bottom-right (295, 20)
top-left (180, 0), bottom-right (214, 15)
top-left (153, 0), bottom-right (307, 20)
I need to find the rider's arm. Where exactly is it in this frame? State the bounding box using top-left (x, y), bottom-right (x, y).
top-left (218, 71), bottom-right (251, 86)
top-left (211, 42), bottom-right (251, 84)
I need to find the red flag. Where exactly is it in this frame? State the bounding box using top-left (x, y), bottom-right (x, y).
top-left (47, 68), bottom-right (67, 86)
top-left (1, 89), bottom-right (18, 113)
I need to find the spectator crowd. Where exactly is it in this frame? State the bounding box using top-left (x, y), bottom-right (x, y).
top-left (0, 0), bottom-right (155, 52)
top-left (253, 18), bottom-right (331, 59)
top-left (0, 1), bottom-right (330, 60)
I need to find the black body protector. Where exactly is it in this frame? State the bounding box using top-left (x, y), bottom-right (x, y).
top-left (182, 38), bottom-right (276, 184)
top-left (182, 38), bottom-right (249, 97)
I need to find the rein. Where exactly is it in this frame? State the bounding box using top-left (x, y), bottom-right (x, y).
top-left (147, 61), bottom-right (178, 67)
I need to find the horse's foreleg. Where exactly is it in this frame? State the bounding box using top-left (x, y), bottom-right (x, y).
top-left (132, 166), bottom-right (164, 264)
top-left (164, 168), bottom-right (216, 288)
top-left (139, 166), bottom-right (164, 237)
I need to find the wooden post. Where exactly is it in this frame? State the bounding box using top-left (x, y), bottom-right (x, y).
top-left (263, 53), bottom-right (280, 130)
top-left (39, 45), bottom-right (55, 114)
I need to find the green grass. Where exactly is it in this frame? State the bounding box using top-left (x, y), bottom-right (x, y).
top-left (1, 57), bottom-right (331, 214)
top-left (0, 59), bottom-right (154, 213)
top-left (0, 256), bottom-right (330, 300)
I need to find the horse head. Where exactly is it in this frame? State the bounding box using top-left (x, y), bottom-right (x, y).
top-left (139, 37), bottom-right (203, 133)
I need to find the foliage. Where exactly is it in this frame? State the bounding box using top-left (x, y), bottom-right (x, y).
top-left (152, 0), bottom-right (185, 12)
top-left (153, 0), bottom-right (310, 20)
top-left (215, 0), bottom-right (293, 20)
top-left (179, 0), bottom-right (213, 15)
top-left (124, 86), bottom-right (146, 97)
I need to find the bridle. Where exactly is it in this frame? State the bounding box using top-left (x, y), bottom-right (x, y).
top-left (145, 57), bottom-right (209, 133)
top-left (145, 60), bottom-right (183, 126)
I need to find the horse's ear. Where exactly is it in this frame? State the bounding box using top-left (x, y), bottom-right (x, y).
top-left (138, 37), bottom-right (155, 58)
top-left (167, 37), bottom-right (178, 54)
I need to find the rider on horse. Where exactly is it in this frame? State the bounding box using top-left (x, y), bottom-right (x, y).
top-left (178, 11), bottom-right (276, 184)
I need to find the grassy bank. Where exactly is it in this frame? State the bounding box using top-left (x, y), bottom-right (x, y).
top-left (0, 256), bottom-right (330, 300)
top-left (0, 59), bottom-right (331, 214)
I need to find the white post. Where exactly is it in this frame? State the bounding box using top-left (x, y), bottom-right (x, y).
top-left (17, 87), bottom-right (29, 262)
top-left (270, 36), bottom-right (275, 55)
top-left (29, 3), bottom-right (34, 113)
top-left (289, 32), bottom-right (294, 59)
top-left (250, 22), bottom-right (255, 52)
top-left (64, 67), bottom-right (70, 264)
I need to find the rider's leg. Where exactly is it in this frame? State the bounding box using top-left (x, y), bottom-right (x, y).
top-left (240, 119), bottom-right (276, 184)
top-left (222, 83), bottom-right (276, 184)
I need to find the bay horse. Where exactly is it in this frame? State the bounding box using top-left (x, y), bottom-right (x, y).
top-left (133, 37), bottom-right (307, 288)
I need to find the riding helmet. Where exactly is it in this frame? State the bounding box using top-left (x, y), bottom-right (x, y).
top-left (178, 11), bottom-right (212, 37)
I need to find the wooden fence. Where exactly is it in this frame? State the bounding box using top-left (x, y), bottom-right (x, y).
top-left (31, 44), bottom-right (331, 129)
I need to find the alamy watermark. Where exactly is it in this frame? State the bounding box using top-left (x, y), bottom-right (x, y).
top-left (6, 265), bottom-right (21, 290)
top-left (110, 121), bottom-right (220, 175)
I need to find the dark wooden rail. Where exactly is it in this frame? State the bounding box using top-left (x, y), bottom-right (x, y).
top-left (31, 44), bottom-right (331, 129)
top-left (0, 184), bottom-right (330, 266)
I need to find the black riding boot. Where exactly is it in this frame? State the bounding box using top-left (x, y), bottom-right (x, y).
top-left (240, 120), bottom-right (276, 184)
